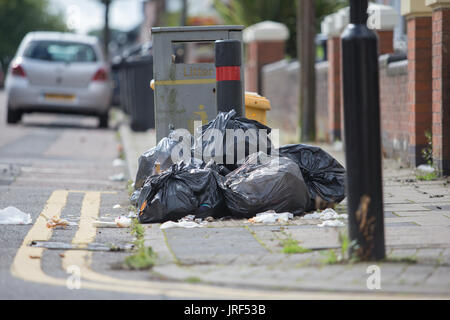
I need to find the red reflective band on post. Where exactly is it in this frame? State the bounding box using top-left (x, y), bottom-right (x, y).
top-left (216, 66), bottom-right (241, 81)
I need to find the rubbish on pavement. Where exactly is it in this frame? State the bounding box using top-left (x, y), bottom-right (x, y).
top-left (278, 144), bottom-right (346, 210)
top-left (113, 204), bottom-right (121, 209)
top-left (130, 189), bottom-right (141, 206)
top-left (0, 206), bottom-right (32, 225)
top-left (160, 219), bottom-right (206, 230)
top-left (192, 110), bottom-right (273, 171)
top-left (115, 216), bottom-right (132, 228)
top-left (112, 158), bottom-right (126, 167)
top-left (134, 129), bottom-right (193, 189)
top-left (417, 164), bottom-right (435, 174)
top-left (46, 216), bottom-right (74, 229)
top-left (302, 208), bottom-right (348, 220)
top-left (127, 211), bottom-right (138, 219)
top-left (138, 162), bottom-right (225, 224)
top-left (248, 211), bottom-right (293, 224)
top-left (219, 152), bottom-right (310, 218)
top-left (93, 220), bottom-right (119, 228)
top-left (109, 172), bottom-right (125, 181)
top-left (318, 220), bottom-right (345, 228)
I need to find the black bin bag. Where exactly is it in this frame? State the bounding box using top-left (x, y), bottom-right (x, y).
top-left (192, 110), bottom-right (273, 171)
top-left (219, 152), bottom-right (311, 218)
top-left (137, 163), bottom-right (225, 224)
top-left (134, 129), bottom-right (192, 189)
top-left (278, 144), bottom-right (346, 210)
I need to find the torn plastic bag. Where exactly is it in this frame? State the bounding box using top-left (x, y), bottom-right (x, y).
top-left (278, 144), bottom-right (346, 210)
top-left (134, 129), bottom-right (193, 189)
top-left (192, 110), bottom-right (273, 171)
top-left (137, 163), bottom-right (226, 224)
top-left (219, 152), bottom-right (310, 218)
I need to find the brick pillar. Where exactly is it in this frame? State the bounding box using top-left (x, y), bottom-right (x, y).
top-left (377, 30), bottom-right (394, 55)
top-left (327, 37), bottom-right (342, 141)
top-left (427, 0), bottom-right (450, 174)
top-left (243, 21), bottom-right (289, 94)
top-left (245, 41), bottom-right (285, 93)
top-left (406, 15), bottom-right (433, 166)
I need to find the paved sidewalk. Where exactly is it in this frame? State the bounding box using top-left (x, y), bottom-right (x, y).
top-left (120, 123), bottom-right (450, 298)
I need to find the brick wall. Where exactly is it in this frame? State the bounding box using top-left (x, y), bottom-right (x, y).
top-left (378, 55), bottom-right (409, 162)
top-left (262, 55), bottom-right (410, 163)
top-left (431, 8), bottom-right (450, 174)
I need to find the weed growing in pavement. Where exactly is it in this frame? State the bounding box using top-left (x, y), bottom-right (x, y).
top-left (416, 131), bottom-right (440, 181)
top-left (127, 179), bottom-right (134, 196)
top-left (279, 231), bottom-right (312, 254)
top-left (416, 171), bottom-right (438, 181)
top-left (184, 276), bottom-right (202, 284)
top-left (320, 230), bottom-right (358, 265)
top-left (123, 218), bottom-right (157, 270)
top-left (422, 131), bottom-right (433, 166)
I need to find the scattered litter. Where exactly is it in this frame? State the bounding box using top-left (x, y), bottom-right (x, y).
top-left (318, 220), bottom-right (345, 228)
top-left (0, 206), bottom-right (32, 225)
top-left (93, 221), bottom-right (119, 228)
top-left (302, 208), bottom-right (348, 221)
top-left (114, 216), bottom-right (132, 228)
top-left (29, 255), bottom-right (41, 259)
top-left (112, 158), bottom-right (126, 167)
top-left (160, 220), bottom-right (205, 230)
top-left (59, 253), bottom-right (65, 258)
top-left (46, 216), bottom-right (75, 229)
top-left (130, 189), bottom-right (141, 206)
top-left (127, 211), bottom-right (138, 219)
top-left (109, 173), bottom-right (125, 181)
top-left (113, 204), bottom-right (121, 209)
top-left (248, 211), bottom-right (293, 224)
top-left (417, 164), bottom-right (435, 174)
top-left (333, 141), bottom-right (344, 151)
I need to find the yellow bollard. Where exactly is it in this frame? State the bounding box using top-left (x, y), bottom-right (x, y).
top-left (245, 92), bottom-right (271, 125)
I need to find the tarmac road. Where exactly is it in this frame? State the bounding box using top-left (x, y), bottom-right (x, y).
top-left (0, 89), bottom-right (169, 299)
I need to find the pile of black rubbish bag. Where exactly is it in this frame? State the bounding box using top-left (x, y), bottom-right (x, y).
top-left (130, 110), bottom-right (346, 224)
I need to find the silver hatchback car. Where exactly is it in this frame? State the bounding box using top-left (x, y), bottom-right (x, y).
top-left (5, 32), bottom-right (112, 127)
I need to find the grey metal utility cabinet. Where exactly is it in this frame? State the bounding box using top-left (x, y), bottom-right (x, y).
top-left (151, 25), bottom-right (245, 141)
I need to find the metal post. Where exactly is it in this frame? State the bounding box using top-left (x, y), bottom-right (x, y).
top-left (341, 0), bottom-right (385, 261)
top-left (214, 40), bottom-right (243, 116)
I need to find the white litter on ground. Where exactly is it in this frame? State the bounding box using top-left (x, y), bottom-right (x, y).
top-left (109, 173), bottom-right (125, 181)
top-left (302, 208), bottom-right (348, 221)
top-left (249, 211), bottom-right (293, 224)
top-left (127, 211), bottom-right (138, 218)
top-left (318, 220), bottom-right (345, 228)
top-left (46, 216), bottom-right (76, 229)
top-left (113, 204), bottom-right (121, 209)
top-left (115, 216), bottom-right (132, 228)
top-left (0, 206), bottom-right (32, 225)
top-left (160, 220), bottom-right (205, 230)
top-left (112, 159), bottom-right (126, 167)
top-left (417, 164), bottom-right (435, 174)
top-left (93, 221), bottom-right (119, 228)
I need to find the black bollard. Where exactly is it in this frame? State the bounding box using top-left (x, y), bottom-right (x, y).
top-left (214, 40), bottom-right (243, 116)
top-left (341, 0), bottom-right (385, 261)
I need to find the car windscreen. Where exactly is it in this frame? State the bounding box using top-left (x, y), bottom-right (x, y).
top-left (23, 41), bottom-right (97, 63)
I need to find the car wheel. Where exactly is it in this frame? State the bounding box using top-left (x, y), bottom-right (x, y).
top-left (7, 106), bottom-right (22, 124)
top-left (98, 112), bottom-right (109, 128)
